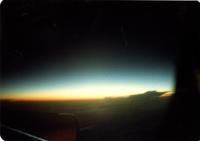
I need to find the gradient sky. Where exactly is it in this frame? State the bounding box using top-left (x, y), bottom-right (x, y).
top-left (1, 2), bottom-right (178, 100)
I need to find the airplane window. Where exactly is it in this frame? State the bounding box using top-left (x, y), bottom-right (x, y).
top-left (1, 1), bottom-right (199, 141)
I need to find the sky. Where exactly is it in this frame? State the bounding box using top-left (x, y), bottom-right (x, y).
top-left (1, 2), bottom-right (178, 100)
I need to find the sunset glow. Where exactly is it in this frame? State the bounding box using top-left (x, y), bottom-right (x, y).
top-left (1, 83), bottom-right (173, 101)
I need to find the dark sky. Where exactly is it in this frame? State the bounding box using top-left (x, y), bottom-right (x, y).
top-left (1, 1), bottom-right (187, 99)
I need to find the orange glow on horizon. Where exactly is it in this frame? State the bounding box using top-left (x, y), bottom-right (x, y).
top-left (160, 91), bottom-right (174, 97)
top-left (1, 84), bottom-right (173, 101)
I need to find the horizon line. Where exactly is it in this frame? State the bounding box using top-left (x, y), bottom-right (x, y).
top-left (0, 90), bottom-right (173, 102)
